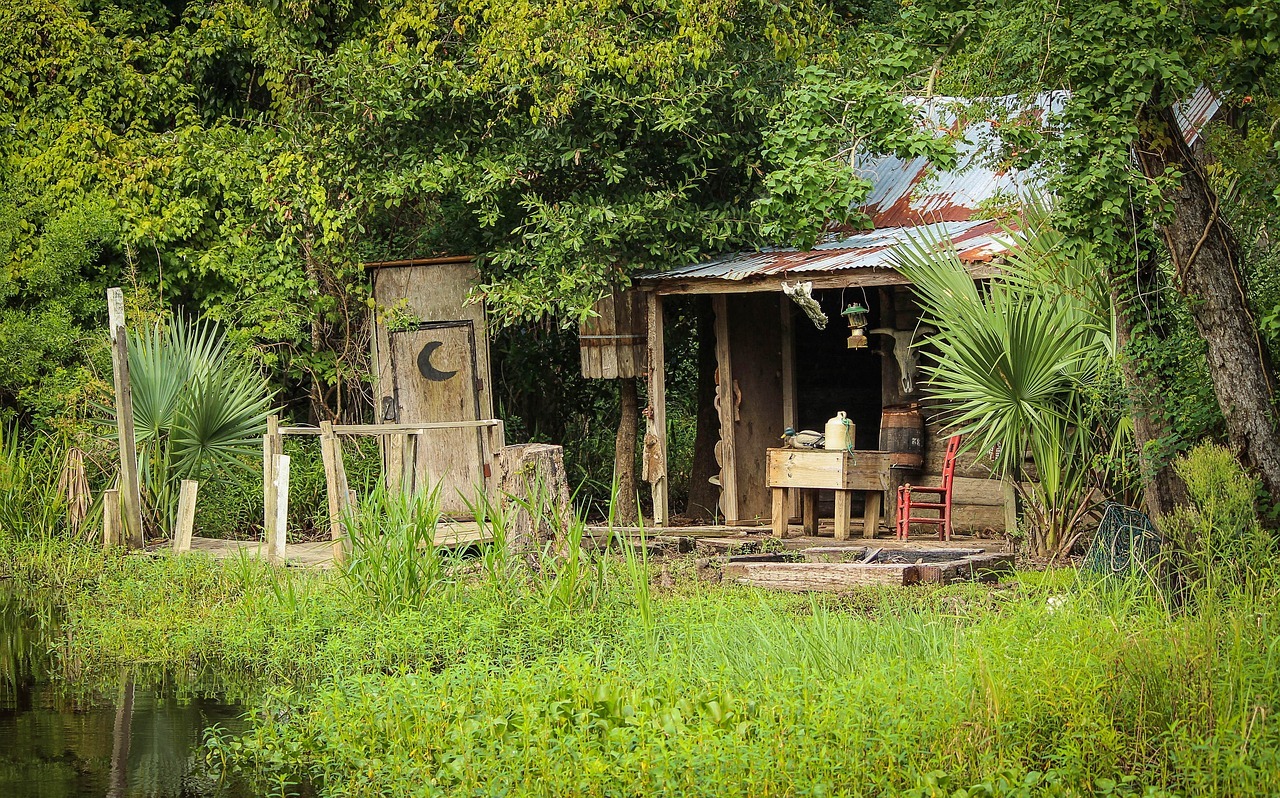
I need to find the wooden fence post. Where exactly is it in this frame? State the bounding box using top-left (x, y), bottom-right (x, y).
top-left (103, 489), bottom-right (121, 550)
top-left (172, 480), bottom-right (198, 553)
top-left (269, 454), bottom-right (290, 562)
top-left (107, 288), bottom-right (144, 549)
top-left (320, 422), bottom-right (351, 565)
top-left (263, 414), bottom-right (281, 548)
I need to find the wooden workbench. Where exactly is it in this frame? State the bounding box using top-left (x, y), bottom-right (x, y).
top-left (767, 448), bottom-right (892, 540)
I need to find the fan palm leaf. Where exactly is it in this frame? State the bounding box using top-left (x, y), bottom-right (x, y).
top-left (892, 202), bottom-right (1114, 556)
top-left (126, 315), bottom-right (275, 534)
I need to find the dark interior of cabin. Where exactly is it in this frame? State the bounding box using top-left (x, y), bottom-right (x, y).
top-left (792, 288), bottom-right (884, 449)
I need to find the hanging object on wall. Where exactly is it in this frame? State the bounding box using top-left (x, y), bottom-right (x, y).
top-left (841, 303), bottom-right (869, 349)
top-left (781, 281), bottom-right (828, 330)
top-left (871, 325), bottom-right (936, 395)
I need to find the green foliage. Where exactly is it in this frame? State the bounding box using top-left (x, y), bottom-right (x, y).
top-left (0, 426), bottom-right (66, 539)
top-left (340, 484), bottom-right (455, 612)
top-left (894, 204), bottom-right (1118, 556)
top-left (128, 316), bottom-right (275, 533)
top-left (3, 536), bottom-right (1280, 796)
top-left (1162, 443), bottom-right (1278, 597)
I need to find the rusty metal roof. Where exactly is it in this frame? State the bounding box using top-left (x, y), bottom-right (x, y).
top-left (639, 88), bottom-right (1219, 285)
top-left (641, 219), bottom-right (1011, 282)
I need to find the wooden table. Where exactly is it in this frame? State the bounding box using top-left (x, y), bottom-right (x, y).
top-left (767, 448), bottom-right (892, 540)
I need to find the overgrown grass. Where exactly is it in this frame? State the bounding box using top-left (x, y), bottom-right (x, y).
top-left (4, 451), bottom-right (1279, 797)
top-left (3, 531), bottom-right (1278, 797)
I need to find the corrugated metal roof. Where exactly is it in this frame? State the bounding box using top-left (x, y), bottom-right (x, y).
top-left (641, 219), bottom-right (1012, 282)
top-left (640, 87), bottom-right (1219, 285)
top-left (858, 92), bottom-right (1066, 227)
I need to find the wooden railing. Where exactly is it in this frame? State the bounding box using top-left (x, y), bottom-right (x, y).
top-left (262, 417), bottom-right (506, 564)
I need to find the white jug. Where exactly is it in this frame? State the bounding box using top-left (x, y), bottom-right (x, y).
top-left (824, 411), bottom-right (853, 451)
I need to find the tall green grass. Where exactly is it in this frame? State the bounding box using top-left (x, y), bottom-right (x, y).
top-left (4, 453), bottom-right (1278, 798)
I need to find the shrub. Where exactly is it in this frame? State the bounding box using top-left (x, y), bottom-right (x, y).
top-left (1161, 443), bottom-right (1277, 598)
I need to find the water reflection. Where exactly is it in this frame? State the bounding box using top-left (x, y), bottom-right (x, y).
top-left (1, 582), bottom-right (250, 798)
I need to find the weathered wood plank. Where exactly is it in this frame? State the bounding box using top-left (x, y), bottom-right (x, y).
top-left (102, 488), bottom-right (121, 549)
top-left (172, 480), bottom-right (198, 554)
top-left (723, 561), bottom-right (922, 590)
top-left (107, 287), bottom-right (144, 549)
top-left (712, 294), bottom-right (738, 523)
top-left (319, 422), bottom-right (350, 565)
top-left (279, 420), bottom-right (502, 435)
top-left (767, 449), bottom-right (891, 491)
top-left (270, 454), bottom-right (290, 562)
top-left (645, 292), bottom-right (668, 526)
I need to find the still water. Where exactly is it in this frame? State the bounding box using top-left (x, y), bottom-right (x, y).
top-left (1, 582), bottom-right (252, 798)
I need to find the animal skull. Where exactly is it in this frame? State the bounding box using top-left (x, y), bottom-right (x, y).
top-left (870, 326), bottom-right (936, 395)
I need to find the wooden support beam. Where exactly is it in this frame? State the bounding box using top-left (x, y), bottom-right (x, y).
top-left (172, 480), bottom-right (198, 553)
top-left (107, 288), bottom-right (143, 549)
top-left (780, 296), bottom-right (799, 521)
top-left (278, 420), bottom-right (502, 436)
top-left (102, 488), bottom-right (121, 550)
top-left (270, 454), bottom-right (290, 562)
top-left (645, 292), bottom-right (668, 527)
top-left (319, 421), bottom-right (351, 565)
top-left (712, 295), bottom-right (738, 523)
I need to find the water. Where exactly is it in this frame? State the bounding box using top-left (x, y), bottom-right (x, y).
top-left (1, 582), bottom-right (251, 798)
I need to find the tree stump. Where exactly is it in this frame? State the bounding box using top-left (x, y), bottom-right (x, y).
top-left (494, 443), bottom-right (572, 556)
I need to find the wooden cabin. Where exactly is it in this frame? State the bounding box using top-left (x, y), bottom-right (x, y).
top-left (585, 94), bottom-right (1073, 536)
top-left (625, 223), bottom-right (1016, 536)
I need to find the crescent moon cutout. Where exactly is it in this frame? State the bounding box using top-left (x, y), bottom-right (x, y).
top-left (417, 341), bottom-right (458, 381)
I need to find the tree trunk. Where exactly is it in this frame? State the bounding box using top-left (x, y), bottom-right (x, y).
top-left (1136, 104), bottom-right (1280, 500)
top-left (1109, 209), bottom-right (1188, 518)
top-left (686, 297), bottom-right (721, 521)
top-left (614, 377), bottom-right (639, 524)
top-left (495, 443), bottom-right (572, 556)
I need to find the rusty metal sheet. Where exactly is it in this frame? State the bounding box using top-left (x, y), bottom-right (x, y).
top-left (641, 87), bottom-right (1217, 285)
top-left (639, 220), bottom-right (1012, 282)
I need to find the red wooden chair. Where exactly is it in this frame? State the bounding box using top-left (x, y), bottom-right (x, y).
top-left (896, 435), bottom-right (961, 541)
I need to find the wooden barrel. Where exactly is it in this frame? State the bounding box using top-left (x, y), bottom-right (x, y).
top-left (879, 404), bottom-right (925, 470)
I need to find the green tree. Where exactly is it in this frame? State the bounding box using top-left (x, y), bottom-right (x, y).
top-left (904, 0), bottom-right (1280, 507)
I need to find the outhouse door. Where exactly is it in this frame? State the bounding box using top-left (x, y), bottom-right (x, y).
top-left (387, 321), bottom-right (486, 516)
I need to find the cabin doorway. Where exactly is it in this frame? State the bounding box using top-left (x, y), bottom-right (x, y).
top-left (792, 289), bottom-right (883, 449)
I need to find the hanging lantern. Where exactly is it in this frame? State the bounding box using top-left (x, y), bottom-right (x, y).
top-left (842, 303), bottom-right (869, 349)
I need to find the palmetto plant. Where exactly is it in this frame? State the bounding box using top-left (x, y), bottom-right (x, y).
top-left (129, 317), bottom-right (274, 535)
top-left (893, 201), bottom-right (1116, 558)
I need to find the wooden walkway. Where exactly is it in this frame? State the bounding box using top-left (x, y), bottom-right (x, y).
top-left (181, 520), bottom-right (491, 568)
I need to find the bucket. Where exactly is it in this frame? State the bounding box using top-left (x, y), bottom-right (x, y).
top-left (879, 403), bottom-right (924, 470)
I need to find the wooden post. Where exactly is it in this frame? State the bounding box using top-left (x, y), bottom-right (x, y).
top-left (270, 454), bottom-right (290, 562)
top-left (1002, 478), bottom-right (1018, 538)
top-left (263, 414), bottom-right (280, 545)
top-left (712, 295), bottom-right (738, 522)
top-left (863, 490), bottom-right (883, 539)
top-left (320, 422), bottom-right (350, 565)
top-left (172, 480), bottom-right (198, 553)
top-left (103, 489), bottom-right (121, 550)
top-left (780, 295), bottom-right (800, 522)
top-left (644, 292), bottom-right (668, 526)
top-left (802, 490), bottom-right (819, 535)
top-left (107, 288), bottom-right (143, 549)
top-left (771, 487), bottom-right (789, 538)
top-left (834, 490), bottom-right (853, 541)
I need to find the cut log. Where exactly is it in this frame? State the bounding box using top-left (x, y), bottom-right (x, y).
top-left (917, 553), bottom-right (1015, 584)
top-left (494, 443), bottom-right (572, 555)
top-left (722, 562), bottom-right (922, 590)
